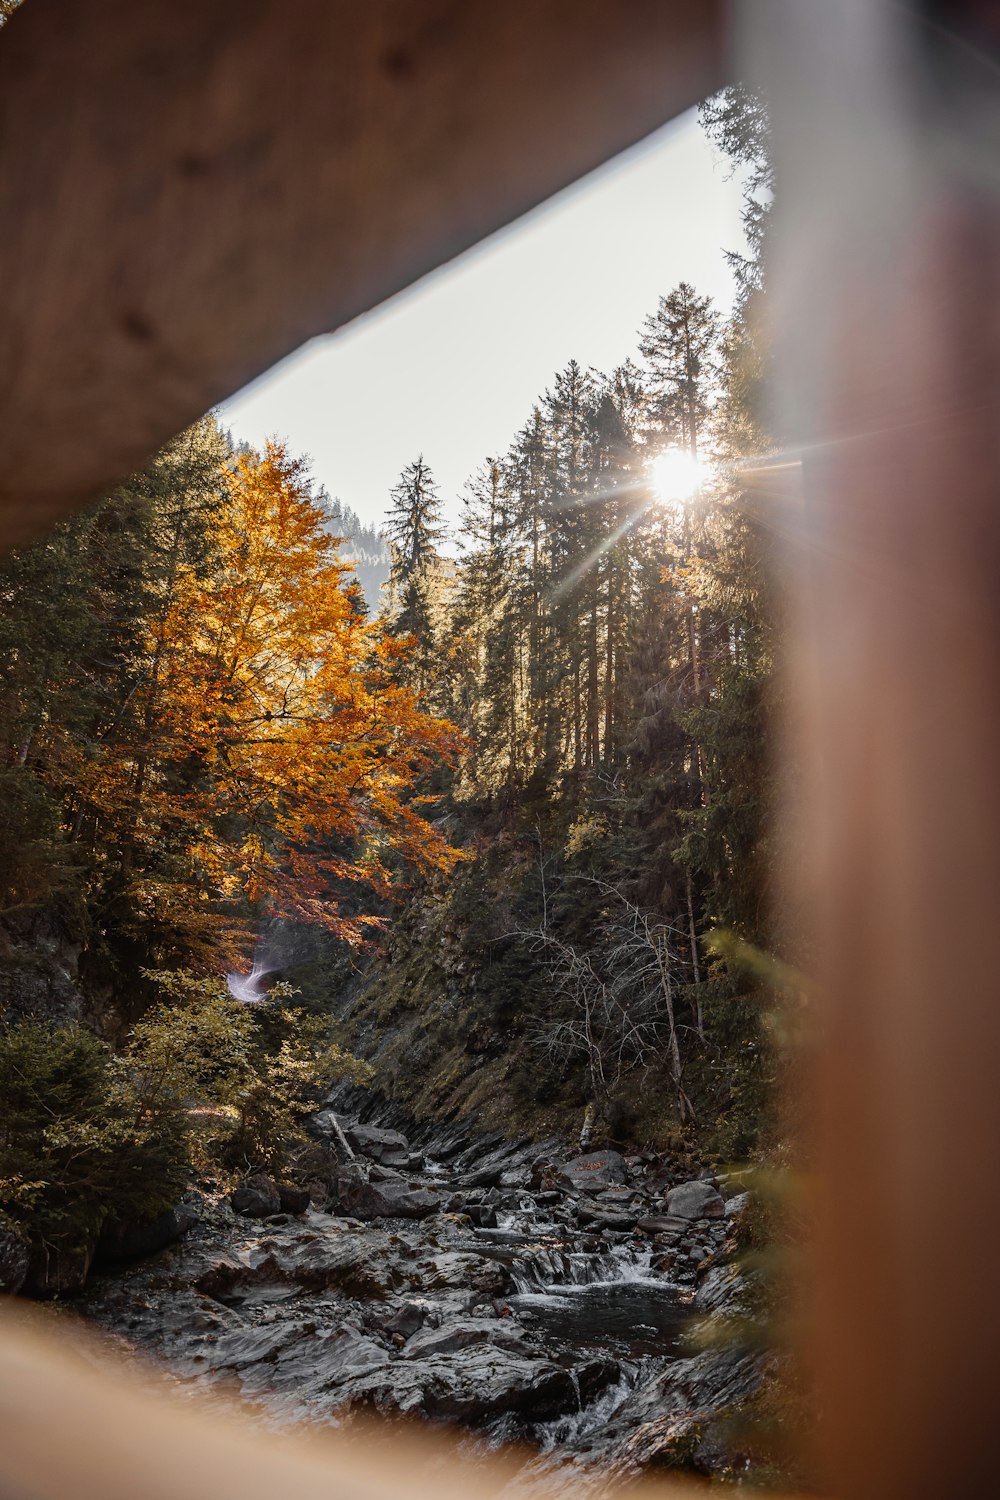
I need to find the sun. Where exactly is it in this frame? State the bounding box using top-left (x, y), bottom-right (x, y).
top-left (649, 447), bottom-right (704, 506)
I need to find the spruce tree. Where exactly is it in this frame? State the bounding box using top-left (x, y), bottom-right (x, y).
top-left (639, 282), bottom-right (720, 456)
top-left (384, 456), bottom-right (444, 694)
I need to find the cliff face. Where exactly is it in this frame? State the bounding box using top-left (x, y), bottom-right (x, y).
top-left (0, 905), bottom-right (86, 1027)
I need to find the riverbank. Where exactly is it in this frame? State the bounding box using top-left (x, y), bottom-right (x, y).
top-left (79, 1103), bottom-right (763, 1485)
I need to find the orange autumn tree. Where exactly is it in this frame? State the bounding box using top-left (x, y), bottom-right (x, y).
top-left (108, 440), bottom-right (462, 958)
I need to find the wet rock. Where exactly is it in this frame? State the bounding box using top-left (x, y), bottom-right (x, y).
top-left (346, 1345), bottom-right (580, 1424)
top-left (413, 1250), bottom-right (511, 1297)
top-left (0, 1227), bottom-right (29, 1294)
top-left (368, 1163), bottom-right (405, 1183)
top-left (576, 1203), bottom-right (640, 1232)
top-left (218, 1322), bottom-right (390, 1401)
top-left (381, 1299), bottom-right (430, 1339)
top-left (276, 1183), bottom-right (311, 1215)
top-left (635, 1214), bottom-right (688, 1238)
top-left (334, 1177), bottom-right (442, 1221)
top-left (188, 1222), bottom-right (408, 1300)
top-left (464, 1204), bottom-right (498, 1228)
top-left (695, 1262), bottom-right (744, 1313)
top-left (401, 1316), bottom-right (527, 1359)
top-left (666, 1181), bottom-right (725, 1220)
top-left (97, 1201), bottom-right (199, 1263)
top-left (557, 1151), bottom-right (628, 1192)
top-left (601, 1349), bottom-right (763, 1480)
top-left (575, 1356), bottom-right (623, 1405)
top-left (231, 1175), bottom-right (281, 1218)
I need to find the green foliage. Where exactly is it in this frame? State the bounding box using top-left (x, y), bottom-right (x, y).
top-left (0, 1019), bottom-right (188, 1267)
top-left (0, 971), bottom-right (373, 1270)
top-left (131, 970), bottom-right (374, 1172)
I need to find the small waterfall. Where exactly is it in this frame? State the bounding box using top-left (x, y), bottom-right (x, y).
top-left (226, 956), bottom-right (275, 1003)
top-left (533, 1372), bottom-right (639, 1453)
top-left (510, 1241), bottom-right (656, 1294)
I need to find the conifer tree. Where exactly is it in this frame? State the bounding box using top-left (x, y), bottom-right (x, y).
top-left (640, 282), bottom-right (720, 456)
top-left (384, 456), bottom-right (444, 695)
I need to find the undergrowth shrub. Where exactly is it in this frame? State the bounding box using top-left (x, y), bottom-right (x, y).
top-left (0, 1019), bottom-right (188, 1271)
top-left (0, 969), bottom-right (373, 1276)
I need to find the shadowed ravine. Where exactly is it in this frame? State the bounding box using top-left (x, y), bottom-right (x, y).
top-left (80, 1094), bottom-right (761, 1484)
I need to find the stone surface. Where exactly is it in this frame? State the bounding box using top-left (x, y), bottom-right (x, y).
top-left (345, 1345), bottom-right (580, 1424)
top-left (635, 1214), bottom-right (688, 1237)
top-left (334, 1176), bottom-right (443, 1221)
top-left (345, 1123), bottom-right (411, 1165)
top-left (556, 1151), bottom-right (628, 1192)
top-left (665, 1180), bottom-right (725, 1220)
top-left (401, 1316), bottom-right (526, 1360)
top-left (276, 1182), bottom-right (311, 1215)
top-left (77, 1116), bottom-right (758, 1479)
top-left (230, 1175), bottom-right (282, 1218)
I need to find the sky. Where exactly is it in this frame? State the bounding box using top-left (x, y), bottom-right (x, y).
top-left (221, 106), bottom-right (746, 532)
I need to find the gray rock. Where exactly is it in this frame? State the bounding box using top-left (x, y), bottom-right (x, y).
top-left (334, 1177), bottom-right (443, 1221)
top-left (382, 1299), bottom-right (430, 1339)
top-left (635, 1214), bottom-right (688, 1237)
top-left (724, 1191), bottom-right (752, 1218)
top-left (464, 1203), bottom-right (498, 1228)
top-left (413, 1250), bottom-right (511, 1297)
top-left (666, 1180), bottom-right (725, 1220)
top-left (188, 1222), bottom-right (410, 1300)
top-left (344, 1345), bottom-right (580, 1424)
top-left (276, 1182), bottom-right (311, 1215)
top-left (695, 1263), bottom-right (744, 1313)
top-left (401, 1316), bottom-right (527, 1359)
top-left (230, 1174), bottom-right (282, 1218)
top-left (557, 1151), bottom-right (628, 1192)
top-left (218, 1322), bottom-right (389, 1399)
top-left (345, 1124), bottom-right (411, 1164)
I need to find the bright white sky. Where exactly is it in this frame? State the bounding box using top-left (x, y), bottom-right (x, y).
top-left (221, 106), bottom-right (745, 531)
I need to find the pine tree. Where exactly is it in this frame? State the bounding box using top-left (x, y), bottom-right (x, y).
top-left (640, 282), bottom-right (720, 457)
top-left (384, 456), bottom-right (444, 695)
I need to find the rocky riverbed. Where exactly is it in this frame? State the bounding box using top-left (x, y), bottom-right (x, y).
top-left (80, 1099), bottom-right (762, 1484)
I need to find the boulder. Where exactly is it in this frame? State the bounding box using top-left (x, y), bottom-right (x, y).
top-left (576, 1202), bottom-right (640, 1231)
top-left (413, 1250), bottom-right (511, 1297)
top-left (557, 1151), bottom-right (628, 1192)
top-left (189, 1224), bottom-right (408, 1301)
top-left (344, 1345), bottom-right (580, 1424)
top-left (635, 1214), bottom-right (689, 1238)
top-left (345, 1124), bottom-right (411, 1166)
top-left (695, 1263), bottom-right (743, 1313)
top-left (0, 1227), bottom-right (29, 1295)
top-left (401, 1316), bottom-right (526, 1360)
top-left (665, 1180), bottom-right (725, 1220)
top-left (334, 1177), bottom-right (443, 1221)
top-left (381, 1299), bottom-right (430, 1339)
top-left (276, 1182), bottom-right (311, 1215)
top-left (213, 1321), bottom-right (389, 1399)
top-left (230, 1174), bottom-right (282, 1218)
top-left (97, 1201), bottom-right (199, 1263)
